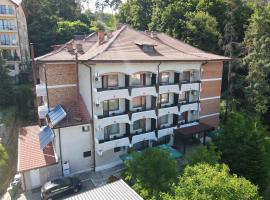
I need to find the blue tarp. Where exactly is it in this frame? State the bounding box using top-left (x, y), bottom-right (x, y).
top-left (47, 105), bottom-right (67, 127)
top-left (39, 126), bottom-right (55, 150)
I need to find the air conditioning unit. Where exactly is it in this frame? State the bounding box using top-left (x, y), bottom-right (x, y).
top-left (96, 100), bottom-right (100, 107)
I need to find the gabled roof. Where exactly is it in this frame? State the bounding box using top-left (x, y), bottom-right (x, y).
top-left (36, 25), bottom-right (230, 62)
top-left (18, 126), bottom-right (57, 172)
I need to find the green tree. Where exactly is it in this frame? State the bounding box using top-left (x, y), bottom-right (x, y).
top-left (118, 0), bottom-right (153, 30)
top-left (184, 11), bottom-right (220, 52)
top-left (14, 85), bottom-right (33, 119)
top-left (162, 163), bottom-right (262, 200)
top-left (215, 112), bottom-right (270, 191)
top-left (187, 144), bottom-right (221, 166)
top-left (124, 148), bottom-right (177, 199)
top-left (0, 57), bottom-right (14, 106)
top-left (0, 144), bottom-right (9, 179)
top-left (56, 20), bottom-right (91, 44)
top-left (244, 3), bottom-right (270, 115)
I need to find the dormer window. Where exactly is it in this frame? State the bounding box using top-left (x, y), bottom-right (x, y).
top-left (135, 41), bottom-right (157, 54)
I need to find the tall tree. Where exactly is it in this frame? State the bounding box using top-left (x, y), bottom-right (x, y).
top-left (0, 57), bottom-right (14, 106)
top-left (162, 164), bottom-right (262, 200)
top-left (215, 112), bottom-right (270, 191)
top-left (124, 148), bottom-right (177, 199)
top-left (244, 2), bottom-right (270, 115)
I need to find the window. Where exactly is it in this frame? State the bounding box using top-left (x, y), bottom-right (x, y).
top-left (159, 115), bottom-right (169, 126)
top-left (160, 72), bottom-right (170, 84)
top-left (132, 96), bottom-right (146, 108)
top-left (178, 92), bottom-right (187, 103)
top-left (0, 34), bottom-right (17, 46)
top-left (82, 126), bottom-right (90, 132)
top-left (160, 93), bottom-right (169, 104)
top-left (104, 124), bottom-right (119, 139)
top-left (114, 147), bottom-right (121, 152)
top-left (0, 19), bottom-right (16, 30)
top-left (142, 45), bottom-right (155, 53)
top-left (102, 74), bottom-right (118, 88)
top-left (131, 73), bottom-right (144, 86)
top-left (133, 119), bottom-right (145, 131)
top-left (103, 99), bottom-right (119, 114)
top-left (83, 151), bottom-right (91, 157)
top-left (181, 71), bottom-right (190, 82)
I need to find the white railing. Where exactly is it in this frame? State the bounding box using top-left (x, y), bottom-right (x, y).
top-left (131, 110), bottom-right (156, 122)
top-left (131, 131), bottom-right (157, 146)
top-left (159, 84), bottom-right (179, 94)
top-left (94, 114), bottom-right (130, 129)
top-left (180, 82), bottom-right (200, 92)
top-left (94, 88), bottom-right (130, 103)
top-left (158, 106), bottom-right (179, 117)
top-left (131, 86), bottom-right (157, 98)
top-left (179, 102), bottom-right (199, 113)
top-left (157, 126), bottom-right (175, 138)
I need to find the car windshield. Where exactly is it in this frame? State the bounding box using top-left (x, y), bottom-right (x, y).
top-left (52, 178), bottom-right (71, 186)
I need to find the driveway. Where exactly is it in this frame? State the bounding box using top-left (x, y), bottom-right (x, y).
top-left (2, 179), bottom-right (95, 200)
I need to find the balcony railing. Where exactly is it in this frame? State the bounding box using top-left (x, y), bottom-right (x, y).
top-left (178, 119), bottom-right (199, 128)
top-left (99, 133), bottom-right (129, 144)
top-left (97, 111), bottom-right (129, 119)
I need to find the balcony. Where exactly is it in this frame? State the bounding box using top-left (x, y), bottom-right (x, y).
top-left (131, 109), bottom-right (156, 122)
top-left (36, 84), bottom-right (47, 96)
top-left (158, 106), bottom-right (179, 117)
top-left (94, 113), bottom-right (130, 129)
top-left (159, 84), bottom-right (179, 94)
top-left (130, 86), bottom-right (157, 98)
top-left (95, 136), bottom-right (131, 156)
top-left (180, 81), bottom-right (200, 92)
top-left (94, 87), bottom-right (130, 102)
top-left (131, 131), bottom-right (157, 146)
top-left (179, 102), bottom-right (200, 113)
top-left (38, 105), bottom-right (48, 119)
top-left (178, 120), bottom-right (199, 128)
top-left (158, 126), bottom-right (175, 138)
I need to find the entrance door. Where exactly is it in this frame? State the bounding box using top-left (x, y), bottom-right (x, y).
top-left (30, 169), bottom-right (41, 188)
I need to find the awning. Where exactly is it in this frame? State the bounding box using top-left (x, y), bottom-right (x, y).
top-left (39, 126), bottom-right (55, 150)
top-left (47, 105), bottom-right (67, 127)
top-left (174, 123), bottom-right (214, 138)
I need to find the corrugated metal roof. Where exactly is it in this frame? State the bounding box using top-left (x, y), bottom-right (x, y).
top-left (47, 105), bottom-right (67, 127)
top-left (39, 126), bottom-right (55, 150)
top-left (65, 179), bottom-right (144, 200)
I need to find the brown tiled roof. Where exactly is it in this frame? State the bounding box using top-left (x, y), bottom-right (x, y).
top-left (18, 126), bottom-right (57, 172)
top-left (54, 95), bottom-right (91, 128)
top-left (36, 26), bottom-right (230, 62)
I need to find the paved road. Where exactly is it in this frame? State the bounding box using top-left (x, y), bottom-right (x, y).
top-left (2, 179), bottom-right (95, 200)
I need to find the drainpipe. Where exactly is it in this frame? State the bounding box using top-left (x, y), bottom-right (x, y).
top-left (156, 61), bottom-right (162, 135)
top-left (44, 64), bottom-right (50, 112)
top-left (82, 62), bottom-right (96, 172)
top-left (199, 61), bottom-right (208, 122)
top-left (30, 44), bottom-right (40, 126)
top-left (75, 52), bottom-right (80, 102)
top-left (58, 128), bottom-right (64, 176)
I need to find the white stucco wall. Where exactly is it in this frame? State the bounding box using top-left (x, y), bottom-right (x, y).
top-left (53, 124), bottom-right (94, 174)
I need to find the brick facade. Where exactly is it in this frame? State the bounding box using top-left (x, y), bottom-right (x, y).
top-left (48, 87), bottom-right (77, 107)
top-left (200, 98), bottom-right (220, 116)
top-left (46, 63), bottom-right (77, 86)
top-left (200, 80), bottom-right (222, 99)
top-left (201, 61), bottom-right (223, 79)
top-left (200, 115), bottom-right (220, 128)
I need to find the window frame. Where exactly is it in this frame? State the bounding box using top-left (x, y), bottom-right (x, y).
top-left (160, 72), bottom-right (170, 84)
top-left (103, 99), bottom-right (120, 114)
top-left (159, 115), bottom-right (169, 126)
top-left (132, 96), bottom-right (146, 109)
top-left (102, 74), bottom-right (119, 89)
top-left (133, 119), bottom-right (146, 132)
top-left (104, 124), bottom-right (120, 139)
top-left (160, 93), bottom-right (169, 105)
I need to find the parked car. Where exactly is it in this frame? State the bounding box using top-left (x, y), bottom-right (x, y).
top-left (41, 177), bottom-right (82, 200)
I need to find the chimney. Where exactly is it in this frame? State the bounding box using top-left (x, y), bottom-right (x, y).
top-left (76, 43), bottom-right (84, 53)
top-left (151, 31), bottom-right (157, 38)
top-left (98, 31), bottom-right (105, 44)
top-left (66, 43), bottom-right (74, 52)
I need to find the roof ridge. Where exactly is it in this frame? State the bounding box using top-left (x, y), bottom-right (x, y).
top-left (86, 25), bottom-right (128, 60)
top-left (147, 32), bottom-right (208, 60)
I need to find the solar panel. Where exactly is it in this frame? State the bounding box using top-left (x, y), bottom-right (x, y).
top-left (39, 126), bottom-right (55, 150)
top-left (47, 105), bottom-right (67, 127)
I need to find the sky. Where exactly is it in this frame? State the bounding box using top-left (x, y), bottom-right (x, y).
top-left (81, 0), bottom-right (124, 13)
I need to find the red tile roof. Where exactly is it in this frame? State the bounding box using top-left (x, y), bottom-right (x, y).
top-left (36, 26), bottom-right (230, 62)
top-left (18, 126), bottom-right (57, 172)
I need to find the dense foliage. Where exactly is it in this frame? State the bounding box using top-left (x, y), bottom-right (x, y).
top-left (215, 112), bottom-right (270, 191)
top-left (124, 148), bottom-right (177, 199)
top-left (162, 164), bottom-right (262, 200)
top-left (187, 144), bottom-right (221, 166)
top-left (0, 57), bottom-right (14, 106)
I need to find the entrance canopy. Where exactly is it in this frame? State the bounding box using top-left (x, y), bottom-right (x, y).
top-left (174, 123), bottom-right (214, 138)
